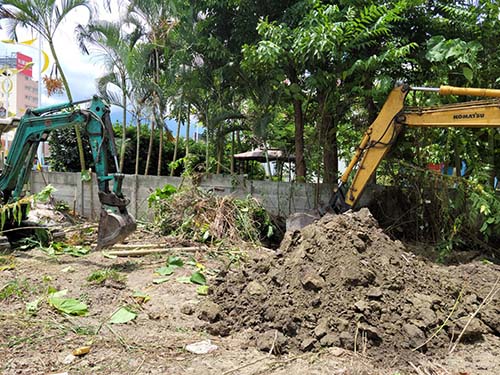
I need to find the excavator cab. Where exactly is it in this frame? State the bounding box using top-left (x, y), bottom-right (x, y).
top-left (0, 97), bottom-right (136, 249)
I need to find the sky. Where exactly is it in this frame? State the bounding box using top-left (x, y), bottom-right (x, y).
top-left (0, 1), bottom-right (198, 137)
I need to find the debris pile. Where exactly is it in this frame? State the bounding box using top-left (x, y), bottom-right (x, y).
top-left (202, 209), bottom-right (500, 354)
top-left (149, 186), bottom-right (275, 245)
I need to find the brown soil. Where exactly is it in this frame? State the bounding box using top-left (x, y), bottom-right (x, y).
top-left (1, 211), bottom-right (499, 374)
top-left (207, 209), bottom-right (500, 372)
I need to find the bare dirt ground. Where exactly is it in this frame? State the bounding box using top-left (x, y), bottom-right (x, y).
top-left (1, 212), bottom-right (499, 375)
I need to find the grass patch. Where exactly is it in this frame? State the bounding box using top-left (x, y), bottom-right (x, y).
top-left (87, 268), bottom-right (126, 284)
top-left (0, 279), bottom-right (31, 300)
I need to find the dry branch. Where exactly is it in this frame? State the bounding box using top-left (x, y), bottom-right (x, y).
top-left (106, 246), bottom-right (208, 257)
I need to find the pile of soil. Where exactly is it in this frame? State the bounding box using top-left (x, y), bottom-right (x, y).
top-left (201, 209), bottom-right (500, 355)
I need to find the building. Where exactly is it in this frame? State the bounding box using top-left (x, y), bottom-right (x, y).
top-left (0, 52), bottom-right (38, 117)
top-left (0, 52), bottom-right (40, 163)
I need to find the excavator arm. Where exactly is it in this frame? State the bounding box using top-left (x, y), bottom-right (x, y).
top-left (332, 84), bottom-right (500, 212)
top-left (0, 96), bottom-right (136, 248)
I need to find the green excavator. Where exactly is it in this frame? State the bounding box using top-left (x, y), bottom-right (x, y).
top-left (0, 96), bottom-right (136, 248)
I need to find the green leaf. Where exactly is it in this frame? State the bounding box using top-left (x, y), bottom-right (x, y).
top-left (64, 245), bottom-right (91, 257)
top-left (155, 265), bottom-right (176, 276)
top-left (48, 295), bottom-right (88, 316)
top-left (34, 184), bottom-right (56, 203)
top-left (196, 285), bottom-right (209, 295)
top-left (167, 255), bottom-right (184, 267)
top-left (109, 307), bottom-right (137, 324)
top-left (81, 170), bottom-right (91, 182)
top-left (152, 277), bottom-right (170, 284)
top-left (26, 297), bottom-right (41, 314)
top-left (132, 291), bottom-right (151, 303)
top-left (176, 276), bottom-right (192, 284)
top-left (463, 67), bottom-right (473, 82)
top-left (190, 271), bottom-right (206, 285)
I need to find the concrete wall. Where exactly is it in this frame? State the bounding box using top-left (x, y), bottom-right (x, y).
top-left (29, 172), bottom-right (372, 220)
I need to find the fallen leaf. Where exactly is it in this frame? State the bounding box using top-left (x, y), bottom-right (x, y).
top-left (109, 307), bottom-right (137, 324)
top-left (72, 346), bottom-right (91, 356)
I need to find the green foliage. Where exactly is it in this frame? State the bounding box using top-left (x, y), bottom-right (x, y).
top-left (0, 279), bottom-right (30, 300)
top-left (48, 289), bottom-right (88, 316)
top-left (148, 184), bottom-right (177, 207)
top-left (87, 268), bottom-right (126, 284)
top-left (48, 126), bottom-right (94, 172)
top-left (109, 307), bottom-right (137, 324)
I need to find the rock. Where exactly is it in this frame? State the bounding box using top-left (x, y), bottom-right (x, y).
top-left (480, 306), bottom-right (500, 335)
top-left (366, 287), bottom-right (383, 299)
top-left (354, 300), bottom-right (370, 312)
top-left (419, 307), bottom-right (437, 327)
top-left (300, 336), bottom-right (317, 351)
top-left (464, 293), bottom-right (478, 305)
top-left (246, 280), bottom-right (267, 296)
top-left (198, 301), bottom-right (222, 323)
top-left (339, 331), bottom-right (354, 350)
top-left (256, 330), bottom-right (287, 353)
top-left (451, 316), bottom-right (490, 341)
top-left (61, 354), bottom-right (76, 365)
top-left (358, 323), bottom-right (381, 342)
top-left (314, 318), bottom-right (329, 338)
top-left (329, 346), bottom-right (345, 356)
top-left (185, 339), bottom-right (218, 354)
top-left (206, 321), bottom-right (230, 337)
top-left (302, 271), bottom-right (326, 291)
top-left (403, 323), bottom-right (425, 348)
top-left (286, 212), bottom-right (319, 232)
top-left (320, 334), bottom-right (341, 347)
top-left (180, 303), bottom-right (195, 315)
top-left (351, 235), bottom-right (366, 252)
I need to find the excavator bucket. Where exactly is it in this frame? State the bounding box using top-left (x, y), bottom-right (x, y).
top-left (97, 208), bottom-right (136, 249)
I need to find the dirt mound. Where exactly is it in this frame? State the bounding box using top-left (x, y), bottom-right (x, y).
top-left (203, 209), bottom-right (500, 355)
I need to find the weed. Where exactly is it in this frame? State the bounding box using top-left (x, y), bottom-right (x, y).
top-left (87, 268), bottom-right (126, 284)
top-left (0, 279), bottom-right (30, 300)
top-left (71, 325), bottom-right (97, 336)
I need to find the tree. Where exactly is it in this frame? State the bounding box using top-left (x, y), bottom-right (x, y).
top-left (0, 0), bottom-right (92, 173)
top-left (76, 19), bottom-right (143, 171)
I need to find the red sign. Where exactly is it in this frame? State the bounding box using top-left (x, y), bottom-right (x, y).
top-left (16, 52), bottom-right (32, 78)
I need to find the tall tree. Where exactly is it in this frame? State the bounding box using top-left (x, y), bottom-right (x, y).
top-left (76, 19), bottom-right (143, 171)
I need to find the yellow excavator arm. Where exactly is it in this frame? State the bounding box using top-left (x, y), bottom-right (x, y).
top-left (333, 83), bottom-right (500, 212)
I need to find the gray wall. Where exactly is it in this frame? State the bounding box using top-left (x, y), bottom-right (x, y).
top-left (29, 172), bottom-right (374, 220)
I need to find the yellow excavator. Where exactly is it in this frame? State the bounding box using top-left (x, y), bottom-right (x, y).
top-left (328, 83), bottom-right (500, 214)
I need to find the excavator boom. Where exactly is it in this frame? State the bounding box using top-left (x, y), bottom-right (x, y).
top-left (334, 83), bottom-right (500, 212)
top-left (0, 97), bottom-right (136, 248)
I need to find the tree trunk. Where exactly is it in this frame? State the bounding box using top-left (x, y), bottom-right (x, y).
top-left (48, 39), bottom-right (86, 172)
top-left (171, 108), bottom-right (182, 176)
top-left (185, 103), bottom-right (191, 156)
top-left (157, 117), bottom-right (163, 176)
top-left (318, 91), bottom-right (338, 184)
top-left (230, 130), bottom-right (235, 174)
top-left (205, 112), bottom-right (210, 173)
top-left (293, 98), bottom-right (306, 181)
top-left (119, 75), bottom-right (127, 172)
top-left (144, 114), bottom-right (155, 175)
top-left (488, 128), bottom-right (495, 187)
top-left (216, 130), bottom-right (222, 174)
top-left (135, 113), bottom-right (141, 175)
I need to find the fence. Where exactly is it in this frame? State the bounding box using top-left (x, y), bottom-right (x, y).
top-left (29, 171), bottom-right (379, 220)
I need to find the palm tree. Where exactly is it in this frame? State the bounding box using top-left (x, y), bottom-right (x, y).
top-left (76, 19), bottom-right (143, 171)
top-left (0, 0), bottom-right (92, 173)
top-left (127, 0), bottom-right (177, 176)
